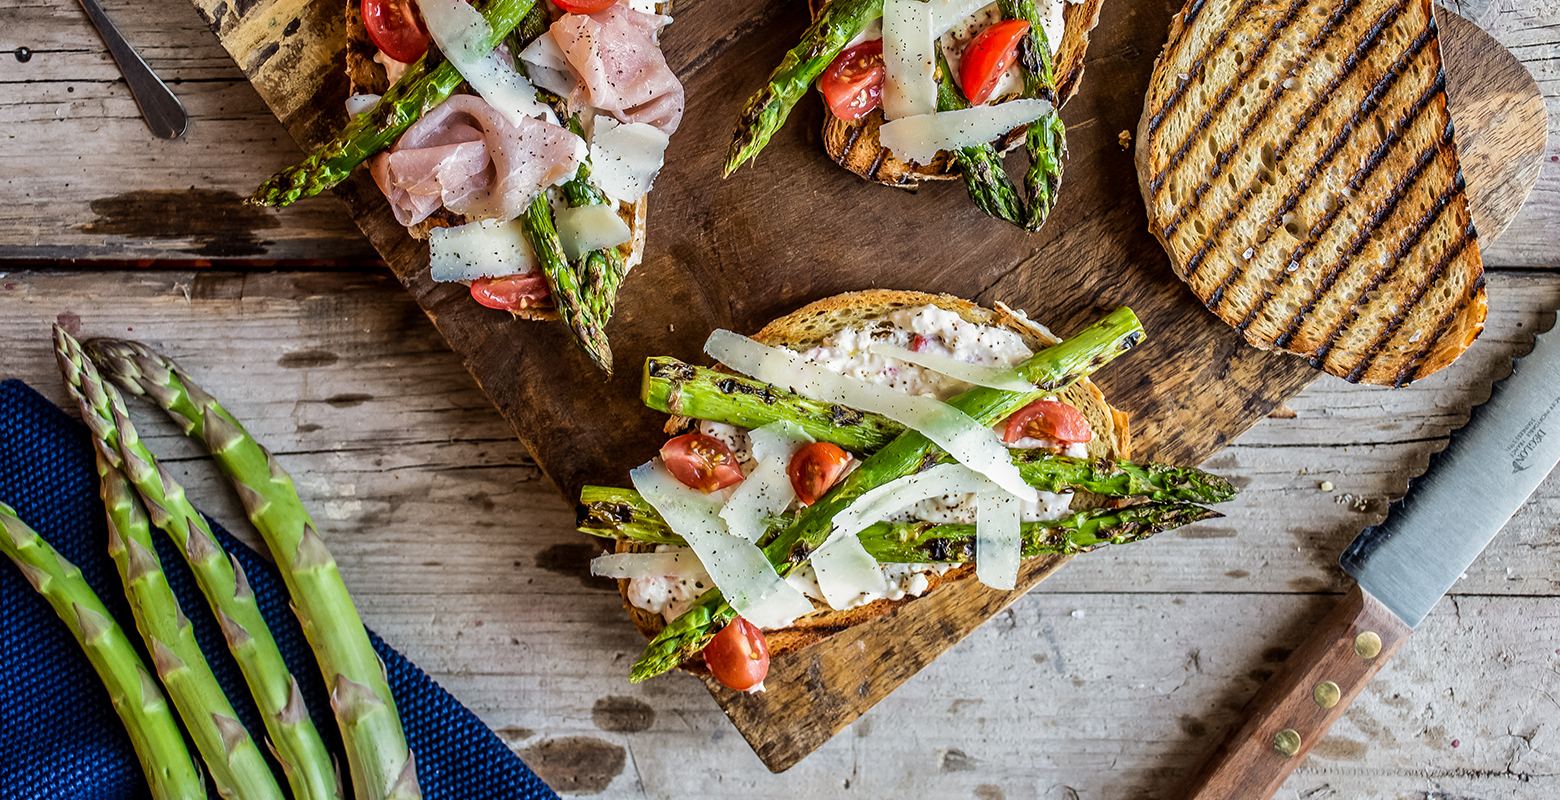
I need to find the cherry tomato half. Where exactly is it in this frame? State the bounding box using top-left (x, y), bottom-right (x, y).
top-left (470, 274), bottom-right (552, 311)
top-left (1003, 399), bottom-right (1094, 445)
top-left (960, 19), bottom-right (1029, 106)
top-left (819, 40), bottom-right (886, 121)
top-left (361, 0), bottom-right (430, 64)
top-left (788, 442), bottom-right (851, 506)
top-left (703, 617), bottom-right (770, 691)
top-left (661, 433), bottom-right (745, 493)
top-left (554, 0), bottom-right (619, 13)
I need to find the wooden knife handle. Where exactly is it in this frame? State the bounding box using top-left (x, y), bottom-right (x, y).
top-left (1169, 585), bottom-right (1412, 800)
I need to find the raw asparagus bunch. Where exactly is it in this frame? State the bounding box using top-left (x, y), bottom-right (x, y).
top-left (87, 340), bottom-right (420, 800)
top-left (249, 0), bottom-right (539, 207)
top-left (631, 307), bottom-right (1145, 680)
top-left (724, 0), bottom-right (884, 174)
top-left (579, 486), bottom-right (1222, 558)
top-left (56, 328), bottom-right (339, 800)
top-left (999, 0), bottom-right (1067, 230)
top-left (0, 503), bottom-right (206, 800)
top-left (95, 452), bottom-right (285, 800)
top-left (935, 49), bottom-right (1026, 226)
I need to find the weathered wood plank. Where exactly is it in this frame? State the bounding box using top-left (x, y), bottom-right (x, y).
top-left (1, 267), bottom-right (1557, 795)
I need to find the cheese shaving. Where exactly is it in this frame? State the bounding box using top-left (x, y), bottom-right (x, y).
top-left (878, 99), bottom-right (1054, 163)
top-left (631, 461), bottom-right (814, 629)
top-left (555, 204), bottom-right (632, 262)
top-left (428, 219), bottom-right (539, 282)
top-left (975, 489), bottom-right (1020, 590)
top-left (882, 0), bottom-right (938, 119)
top-left (590, 549), bottom-right (705, 580)
top-left (826, 462), bottom-right (998, 549)
top-left (811, 534), bottom-right (888, 610)
top-left (420, 0), bottom-right (553, 127)
top-left (868, 341), bottom-right (1036, 391)
top-left (719, 423), bottom-right (813, 542)
top-left (590, 115), bottom-right (670, 203)
top-left (705, 329), bottom-right (1035, 501)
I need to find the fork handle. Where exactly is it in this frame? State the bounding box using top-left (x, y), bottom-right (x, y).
top-left (76, 0), bottom-right (188, 139)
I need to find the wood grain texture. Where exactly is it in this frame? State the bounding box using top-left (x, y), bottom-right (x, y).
top-left (170, 0), bottom-right (1548, 770)
top-left (1169, 585), bottom-right (1413, 800)
top-left (1, 269), bottom-right (1558, 796)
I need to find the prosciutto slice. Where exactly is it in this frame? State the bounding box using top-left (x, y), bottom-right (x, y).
top-left (552, 6), bottom-right (685, 135)
top-left (369, 94), bottom-right (585, 226)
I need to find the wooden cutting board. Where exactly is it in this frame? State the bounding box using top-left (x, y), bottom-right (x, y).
top-left (188, 0), bottom-right (1545, 772)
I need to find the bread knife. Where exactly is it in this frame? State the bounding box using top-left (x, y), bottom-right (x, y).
top-left (1171, 311), bottom-right (1560, 799)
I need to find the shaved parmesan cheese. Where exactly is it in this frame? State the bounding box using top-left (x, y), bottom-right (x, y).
top-left (720, 422), bottom-right (813, 542)
top-left (878, 99), bottom-right (1053, 163)
top-left (345, 93), bottom-right (380, 117)
top-left (519, 31), bottom-right (579, 98)
top-left (590, 116), bottom-right (670, 203)
top-left (591, 549), bottom-right (705, 580)
top-left (631, 461), bottom-right (814, 629)
top-left (555, 204), bottom-right (632, 262)
top-left (429, 219), bottom-right (539, 282)
top-left (975, 489), bottom-right (1020, 590)
top-left (420, 0), bottom-right (552, 127)
top-left (882, 0), bottom-right (937, 119)
top-left (927, 0), bottom-right (990, 35)
top-left (868, 341), bottom-right (1036, 391)
top-left (825, 462), bottom-right (997, 549)
top-left (811, 534), bottom-right (887, 610)
top-left (705, 329), bottom-right (1036, 501)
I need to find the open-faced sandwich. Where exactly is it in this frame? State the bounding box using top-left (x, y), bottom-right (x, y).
top-left (724, 0), bottom-right (1103, 231)
top-left (576, 291), bottom-right (1239, 688)
top-left (251, 0), bottom-right (685, 374)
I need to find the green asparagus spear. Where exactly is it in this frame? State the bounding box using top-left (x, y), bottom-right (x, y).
top-left (631, 307), bottom-right (1145, 680)
top-left (56, 328), bottom-right (339, 800)
top-left (724, 0), bottom-right (884, 175)
top-left (935, 49), bottom-right (1027, 225)
top-left (249, 0), bottom-right (539, 207)
top-left (578, 486), bottom-right (1221, 559)
top-left (86, 341), bottom-right (420, 800)
top-left (998, 0), bottom-right (1066, 230)
top-left (521, 194), bottom-right (614, 373)
top-left (96, 451), bottom-right (286, 800)
top-left (0, 503), bottom-right (206, 800)
top-left (559, 114), bottom-right (630, 333)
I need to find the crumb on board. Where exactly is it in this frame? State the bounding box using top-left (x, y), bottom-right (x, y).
top-left (1319, 481), bottom-right (1334, 492)
top-left (1118, 130), bottom-right (1131, 149)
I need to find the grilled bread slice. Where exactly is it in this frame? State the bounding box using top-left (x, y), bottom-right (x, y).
top-left (617, 289), bottom-right (1130, 672)
top-left (1135, 0), bottom-right (1485, 385)
top-left (823, 0), bottom-right (1104, 187)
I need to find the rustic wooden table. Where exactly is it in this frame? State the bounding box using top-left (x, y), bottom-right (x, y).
top-left (2, 0), bottom-right (1557, 796)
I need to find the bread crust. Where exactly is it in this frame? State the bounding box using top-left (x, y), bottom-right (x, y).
top-left (1134, 0), bottom-right (1485, 385)
top-left (821, 0), bottom-right (1105, 187)
top-left (617, 290), bottom-right (1130, 673)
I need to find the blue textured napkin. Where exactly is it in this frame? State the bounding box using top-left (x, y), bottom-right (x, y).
top-left (0, 379), bottom-right (557, 800)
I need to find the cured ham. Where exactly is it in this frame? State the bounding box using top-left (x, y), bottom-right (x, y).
top-left (369, 94), bottom-right (585, 226)
top-left (552, 6), bottom-right (685, 135)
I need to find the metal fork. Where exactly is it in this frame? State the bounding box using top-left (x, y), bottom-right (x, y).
top-left (75, 0), bottom-right (188, 139)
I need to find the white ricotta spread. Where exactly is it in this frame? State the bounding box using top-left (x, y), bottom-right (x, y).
top-left (628, 304), bottom-right (1092, 624)
top-left (625, 545), bottom-right (713, 623)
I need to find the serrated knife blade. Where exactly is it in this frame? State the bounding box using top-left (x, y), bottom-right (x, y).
top-left (1171, 312), bottom-right (1560, 800)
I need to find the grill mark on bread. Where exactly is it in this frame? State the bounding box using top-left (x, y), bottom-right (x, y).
top-left (1148, 0), bottom-right (1316, 199)
top-left (866, 145), bottom-right (893, 183)
top-left (1144, 0), bottom-right (1268, 146)
top-left (1394, 265), bottom-right (1483, 386)
top-left (1232, 60), bottom-right (1444, 331)
top-left (1161, 0), bottom-right (1375, 238)
top-left (1180, 3), bottom-right (1418, 288)
top-left (835, 122), bottom-right (864, 167)
top-left (1271, 89), bottom-right (1447, 349)
top-left (1345, 220), bottom-right (1474, 383)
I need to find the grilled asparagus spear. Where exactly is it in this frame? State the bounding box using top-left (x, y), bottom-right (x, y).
top-left (87, 340), bottom-right (420, 800)
top-left (248, 0), bottom-right (539, 207)
top-left (521, 194), bottom-right (615, 373)
top-left (630, 307), bottom-right (1145, 680)
top-left (999, 0), bottom-right (1067, 229)
top-left (0, 503), bottom-right (206, 800)
top-left (578, 487), bottom-right (1219, 560)
top-left (724, 0), bottom-right (884, 175)
top-left (56, 327), bottom-right (339, 800)
top-left (936, 49), bottom-right (1027, 225)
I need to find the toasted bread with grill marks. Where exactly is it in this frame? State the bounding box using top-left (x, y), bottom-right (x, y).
top-left (823, 0), bottom-right (1104, 187)
top-left (1135, 0), bottom-right (1485, 385)
top-left (617, 290), bottom-right (1130, 672)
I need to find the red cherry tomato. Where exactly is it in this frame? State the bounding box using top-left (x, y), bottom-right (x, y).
top-left (361, 0), bottom-right (430, 64)
top-left (555, 0), bottom-right (619, 12)
top-left (470, 274), bottom-right (552, 311)
top-left (960, 20), bottom-right (1030, 106)
top-left (661, 433), bottom-right (745, 493)
top-left (787, 442), bottom-right (851, 506)
top-left (703, 617), bottom-right (770, 691)
top-left (819, 40), bottom-right (886, 121)
top-left (1003, 399), bottom-right (1094, 444)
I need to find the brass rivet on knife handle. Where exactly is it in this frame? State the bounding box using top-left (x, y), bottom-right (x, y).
top-left (1312, 681), bottom-right (1340, 709)
top-left (1354, 632), bottom-right (1383, 659)
top-left (1272, 730), bottom-right (1302, 758)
